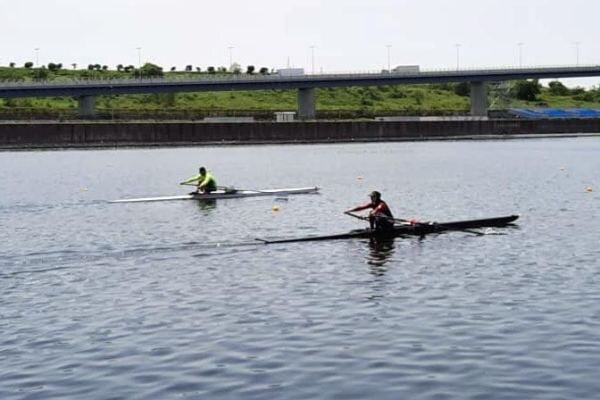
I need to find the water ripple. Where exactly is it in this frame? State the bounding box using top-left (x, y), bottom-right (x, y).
top-left (2, 139), bottom-right (600, 399)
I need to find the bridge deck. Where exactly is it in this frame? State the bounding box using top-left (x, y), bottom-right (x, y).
top-left (1, 65), bottom-right (600, 98)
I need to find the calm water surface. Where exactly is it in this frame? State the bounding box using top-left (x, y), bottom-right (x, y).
top-left (1, 138), bottom-right (600, 399)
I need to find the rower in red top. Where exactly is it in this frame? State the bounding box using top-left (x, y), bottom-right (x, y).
top-left (346, 191), bottom-right (395, 230)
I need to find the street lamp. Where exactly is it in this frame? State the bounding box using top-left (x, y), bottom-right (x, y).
top-left (455, 43), bottom-right (461, 71)
top-left (517, 42), bottom-right (524, 67)
top-left (386, 45), bottom-right (391, 72)
top-left (574, 41), bottom-right (581, 65)
top-left (310, 45), bottom-right (316, 74)
top-left (136, 47), bottom-right (142, 68)
top-left (34, 47), bottom-right (40, 67)
top-left (227, 46), bottom-right (234, 70)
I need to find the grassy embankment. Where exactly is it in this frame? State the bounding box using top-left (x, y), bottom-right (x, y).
top-left (0, 66), bottom-right (599, 118)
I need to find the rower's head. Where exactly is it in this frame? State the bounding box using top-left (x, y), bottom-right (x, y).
top-left (370, 191), bottom-right (381, 203)
top-left (199, 167), bottom-right (207, 175)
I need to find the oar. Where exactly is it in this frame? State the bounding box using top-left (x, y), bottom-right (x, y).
top-left (344, 211), bottom-right (416, 225)
top-left (344, 211), bottom-right (369, 221)
top-left (180, 183), bottom-right (284, 197)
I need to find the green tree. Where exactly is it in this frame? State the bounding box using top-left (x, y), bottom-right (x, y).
top-left (548, 81), bottom-right (569, 96)
top-left (573, 91), bottom-right (595, 102)
top-left (454, 82), bottom-right (470, 97)
top-left (9, 62), bottom-right (15, 68)
top-left (24, 62), bottom-right (33, 68)
top-left (246, 65), bottom-right (255, 74)
top-left (512, 80), bottom-right (541, 101)
top-left (117, 64), bottom-right (124, 72)
top-left (134, 62), bottom-right (164, 78)
top-left (259, 67), bottom-right (269, 75)
top-left (33, 67), bottom-right (49, 81)
top-left (207, 66), bottom-right (216, 74)
top-left (185, 65), bottom-right (193, 72)
top-left (570, 87), bottom-right (585, 96)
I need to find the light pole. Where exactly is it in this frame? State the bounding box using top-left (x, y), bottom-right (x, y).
top-left (386, 45), bottom-right (391, 72)
top-left (455, 43), bottom-right (461, 71)
top-left (310, 45), bottom-right (315, 74)
top-left (517, 42), bottom-right (524, 67)
top-left (574, 41), bottom-right (581, 65)
top-left (227, 46), bottom-right (234, 70)
top-left (136, 47), bottom-right (142, 68)
top-left (34, 47), bottom-right (40, 67)
top-left (136, 47), bottom-right (142, 80)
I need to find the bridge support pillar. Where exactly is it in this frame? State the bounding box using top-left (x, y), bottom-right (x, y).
top-left (77, 95), bottom-right (97, 118)
top-left (470, 81), bottom-right (488, 117)
top-left (298, 88), bottom-right (316, 120)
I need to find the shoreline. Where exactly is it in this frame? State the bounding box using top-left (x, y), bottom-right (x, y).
top-left (1, 118), bottom-right (599, 150)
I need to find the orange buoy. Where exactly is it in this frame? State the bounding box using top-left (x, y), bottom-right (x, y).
top-left (272, 205), bottom-right (280, 212)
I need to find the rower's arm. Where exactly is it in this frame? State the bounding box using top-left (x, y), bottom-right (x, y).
top-left (347, 202), bottom-right (372, 213)
top-left (198, 175), bottom-right (210, 188)
top-left (180, 174), bottom-right (201, 184)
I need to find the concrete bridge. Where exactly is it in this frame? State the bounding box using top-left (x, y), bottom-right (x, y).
top-left (1, 65), bottom-right (600, 119)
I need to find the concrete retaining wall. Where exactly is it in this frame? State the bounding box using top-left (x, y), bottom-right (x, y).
top-left (1, 119), bottom-right (599, 149)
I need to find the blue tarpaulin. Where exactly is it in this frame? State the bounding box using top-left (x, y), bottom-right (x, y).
top-left (510, 108), bottom-right (600, 119)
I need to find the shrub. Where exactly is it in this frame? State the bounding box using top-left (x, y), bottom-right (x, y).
top-left (512, 80), bottom-right (541, 101)
top-left (134, 63), bottom-right (164, 78)
top-left (454, 82), bottom-right (470, 97)
top-left (548, 81), bottom-right (569, 96)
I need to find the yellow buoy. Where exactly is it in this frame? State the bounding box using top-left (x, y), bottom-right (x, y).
top-left (272, 205), bottom-right (280, 212)
top-left (586, 186), bottom-right (593, 192)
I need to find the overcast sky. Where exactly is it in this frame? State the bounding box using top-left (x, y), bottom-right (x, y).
top-left (1, 0), bottom-right (597, 85)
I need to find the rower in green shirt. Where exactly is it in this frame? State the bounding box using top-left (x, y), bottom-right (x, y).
top-left (181, 167), bottom-right (218, 193)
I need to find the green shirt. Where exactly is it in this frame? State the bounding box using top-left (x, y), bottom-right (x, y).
top-left (183, 172), bottom-right (217, 190)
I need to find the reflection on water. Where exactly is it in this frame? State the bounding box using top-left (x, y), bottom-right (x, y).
top-left (366, 237), bottom-right (395, 272)
top-left (195, 198), bottom-right (217, 211)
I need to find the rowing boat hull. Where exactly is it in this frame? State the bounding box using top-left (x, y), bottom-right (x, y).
top-left (260, 215), bottom-right (519, 244)
top-left (111, 186), bottom-right (319, 203)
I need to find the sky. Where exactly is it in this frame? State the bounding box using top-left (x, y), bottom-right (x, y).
top-left (1, 0), bottom-right (598, 86)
